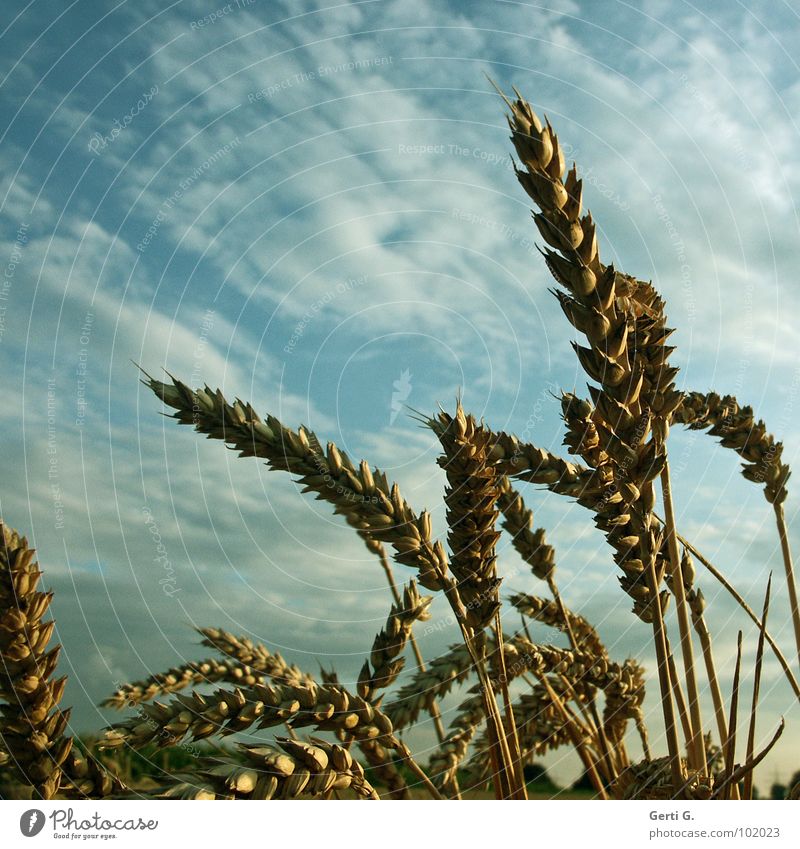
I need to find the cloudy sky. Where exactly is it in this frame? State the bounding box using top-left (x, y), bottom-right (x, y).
top-left (2, 0), bottom-right (799, 790)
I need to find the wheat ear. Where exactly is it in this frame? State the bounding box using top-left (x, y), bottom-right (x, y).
top-left (367, 540), bottom-right (447, 741)
top-left (499, 82), bottom-right (709, 781)
top-left (384, 641), bottom-right (477, 729)
top-left (357, 580), bottom-right (432, 701)
top-left (144, 373), bottom-right (451, 594)
top-left (196, 627), bottom-right (315, 686)
top-left (0, 522), bottom-right (72, 798)
top-left (428, 403), bottom-right (528, 798)
top-left (102, 659), bottom-right (267, 709)
top-left (674, 391), bottom-right (798, 665)
top-left (160, 737), bottom-right (378, 800)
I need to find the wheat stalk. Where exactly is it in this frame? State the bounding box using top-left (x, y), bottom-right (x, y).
top-left (496, 82), bottom-right (717, 782)
top-left (497, 476), bottom-right (556, 582)
top-left (160, 737), bottom-right (378, 800)
top-left (674, 392), bottom-right (790, 503)
top-left (357, 580), bottom-right (432, 700)
top-left (384, 641), bottom-right (476, 729)
top-left (674, 391), bottom-right (798, 665)
top-left (0, 522), bottom-right (71, 799)
top-left (101, 680), bottom-right (391, 748)
top-left (196, 627), bottom-right (315, 686)
top-left (101, 675), bottom-right (443, 799)
top-left (426, 403), bottom-right (528, 798)
top-left (366, 540), bottom-right (447, 741)
top-left (144, 373), bottom-right (451, 595)
top-left (428, 405), bottom-right (503, 634)
top-left (428, 692), bottom-right (484, 797)
top-left (102, 659), bottom-right (267, 709)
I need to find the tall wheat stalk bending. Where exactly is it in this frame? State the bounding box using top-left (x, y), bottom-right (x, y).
top-left (4, 77), bottom-right (796, 801)
top-left (491, 82), bottom-right (792, 794)
top-left (674, 392), bottom-right (798, 666)
top-left (492, 82), bottom-right (706, 788)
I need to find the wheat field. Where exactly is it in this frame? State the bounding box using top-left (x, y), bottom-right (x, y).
top-left (1, 85), bottom-right (798, 802)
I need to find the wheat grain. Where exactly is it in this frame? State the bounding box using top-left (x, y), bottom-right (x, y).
top-left (509, 593), bottom-right (606, 659)
top-left (384, 642), bottom-right (476, 729)
top-left (145, 374), bottom-right (451, 594)
top-left (197, 627), bottom-right (315, 686)
top-left (102, 658), bottom-right (267, 709)
top-left (160, 737), bottom-right (378, 800)
top-left (0, 522), bottom-right (73, 799)
top-left (428, 404), bottom-right (503, 633)
top-left (358, 580), bottom-right (432, 700)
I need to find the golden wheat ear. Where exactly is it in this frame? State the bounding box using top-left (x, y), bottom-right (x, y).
top-left (1, 520), bottom-right (129, 799)
top-left (0, 521), bottom-right (73, 799)
top-left (674, 391), bottom-right (799, 665)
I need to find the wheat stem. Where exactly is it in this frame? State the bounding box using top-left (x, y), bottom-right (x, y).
top-left (744, 576), bottom-right (771, 800)
top-left (493, 611), bottom-right (528, 799)
top-left (721, 632), bottom-right (744, 800)
top-left (691, 603), bottom-right (729, 754)
top-left (773, 503), bottom-right (800, 668)
top-left (538, 673), bottom-right (608, 799)
top-left (659, 457), bottom-right (706, 777)
top-left (645, 554), bottom-right (684, 793)
top-left (674, 530), bottom-right (800, 700)
top-left (375, 545), bottom-right (447, 743)
top-left (665, 637), bottom-right (692, 755)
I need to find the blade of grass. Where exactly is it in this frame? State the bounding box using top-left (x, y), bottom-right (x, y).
top-left (743, 574), bottom-right (772, 800)
top-left (671, 528), bottom-right (800, 700)
top-left (721, 632), bottom-right (744, 800)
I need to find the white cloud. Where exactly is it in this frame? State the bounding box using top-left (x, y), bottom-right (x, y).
top-left (2, 0), bottom-right (800, 788)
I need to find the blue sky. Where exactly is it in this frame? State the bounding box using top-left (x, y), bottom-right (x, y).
top-left (2, 0), bottom-right (800, 789)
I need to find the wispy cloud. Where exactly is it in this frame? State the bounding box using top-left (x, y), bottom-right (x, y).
top-left (1, 0), bottom-right (799, 787)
